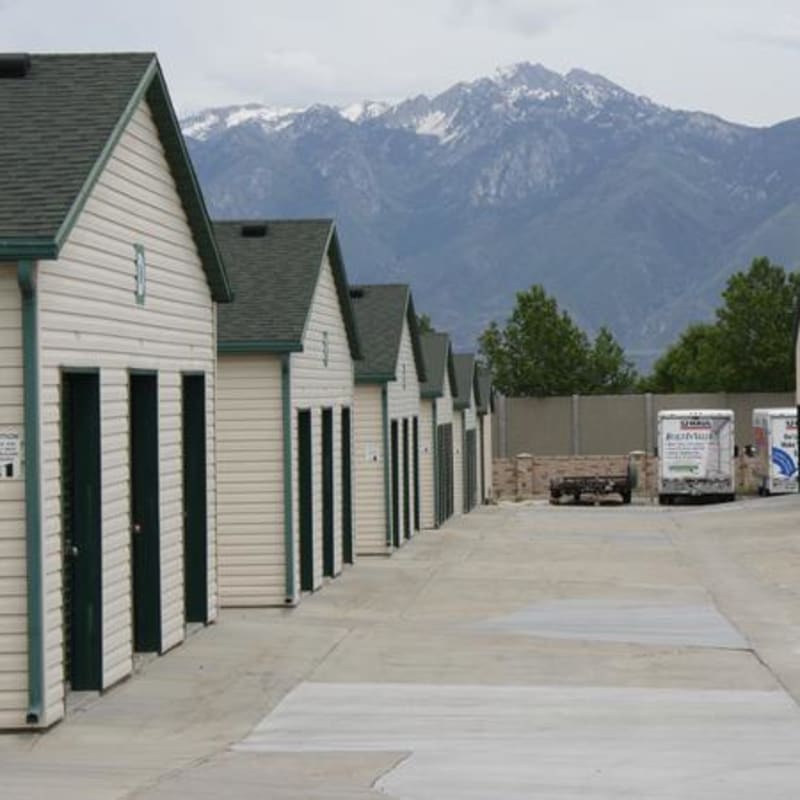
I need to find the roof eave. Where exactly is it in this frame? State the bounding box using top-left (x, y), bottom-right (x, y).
top-left (218, 340), bottom-right (303, 354)
top-left (324, 226), bottom-right (363, 360)
top-left (356, 372), bottom-right (393, 384)
top-left (0, 239), bottom-right (59, 260)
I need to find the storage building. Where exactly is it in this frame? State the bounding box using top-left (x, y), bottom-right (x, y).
top-left (0, 53), bottom-right (232, 728)
top-left (453, 354), bottom-right (479, 514)
top-left (214, 220), bottom-right (361, 606)
top-left (349, 285), bottom-right (426, 554)
top-left (476, 366), bottom-right (494, 503)
top-left (418, 332), bottom-right (458, 528)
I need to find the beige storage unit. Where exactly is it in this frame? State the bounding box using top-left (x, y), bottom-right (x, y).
top-left (454, 354), bottom-right (480, 514)
top-left (349, 285), bottom-right (426, 554)
top-left (215, 220), bottom-right (361, 607)
top-left (476, 366), bottom-right (495, 503)
top-left (418, 332), bottom-right (458, 529)
top-left (0, 53), bottom-right (232, 729)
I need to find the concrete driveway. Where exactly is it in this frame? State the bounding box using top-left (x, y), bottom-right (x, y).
top-left (3, 496), bottom-right (800, 798)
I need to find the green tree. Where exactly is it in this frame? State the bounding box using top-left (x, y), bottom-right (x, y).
top-left (642, 257), bottom-right (800, 392)
top-left (641, 323), bottom-right (724, 392)
top-left (417, 313), bottom-right (435, 335)
top-left (480, 285), bottom-right (633, 396)
top-left (714, 256), bottom-right (800, 391)
top-left (586, 326), bottom-right (638, 394)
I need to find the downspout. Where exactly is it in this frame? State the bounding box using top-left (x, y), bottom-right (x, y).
top-left (281, 354), bottom-right (296, 604)
top-left (381, 385), bottom-right (392, 548)
top-left (432, 403), bottom-right (439, 528)
top-left (19, 260), bottom-right (44, 725)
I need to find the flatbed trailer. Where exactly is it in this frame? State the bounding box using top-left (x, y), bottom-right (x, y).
top-left (549, 473), bottom-right (633, 504)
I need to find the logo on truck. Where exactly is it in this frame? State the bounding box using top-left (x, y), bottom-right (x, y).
top-left (680, 419), bottom-right (713, 430)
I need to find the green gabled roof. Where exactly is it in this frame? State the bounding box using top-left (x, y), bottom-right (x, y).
top-left (349, 284), bottom-right (426, 384)
top-left (0, 52), bottom-right (231, 302)
top-left (215, 219), bottom-right (361, 357)
top-left (419, 332), bottom-right (458, 399)
top-left (453, 353), bottom-right (477, 410)
top-left (476, 365), bottom-right (494, 414)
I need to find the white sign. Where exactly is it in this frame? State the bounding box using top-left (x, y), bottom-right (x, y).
top-left (364, 443), bottom-right (381, 463)
top-left (0, 430), bottom-right (21, 479)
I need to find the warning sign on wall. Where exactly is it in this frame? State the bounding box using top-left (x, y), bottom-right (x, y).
top-left (0, 430), bottom-right (21, 479)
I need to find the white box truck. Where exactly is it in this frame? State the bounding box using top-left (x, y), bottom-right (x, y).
top-left (657, 410), bottom-right (735, 504)
top-left (752, 408), bottom-right (798, 495)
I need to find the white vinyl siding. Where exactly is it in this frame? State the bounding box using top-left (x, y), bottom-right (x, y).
top-left (418, 399), bottom-right (436, 530)
top-left (0, 263), bottom-right (26, 729)
top-left (216, 354), bottom-right (285, 607)
top-left (465, 385), bottom-right (477, 431)
top-left (35, 96), bottom-right (218, 723)
top-left (353, 384), bottom-right (387, 554)
top-left (435, 371), bottom-right (453, 425)
top-left (387, 319), bottom-right (421, 541)
top-left (291, 255), bottom-right (354, 593)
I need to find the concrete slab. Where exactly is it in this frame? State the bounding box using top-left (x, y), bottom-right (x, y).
top-left (3, 498), bottom-right (800, 798)
top-left (477, 599), bottom-right (748, 648)
top-left (238, 681), bottom-right (800, 799)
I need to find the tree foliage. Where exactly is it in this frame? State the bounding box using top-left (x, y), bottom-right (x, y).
top-left (644, 257), bottom-right (800, 392)
top-left (417, 313), bottom-right (435, 335)
top-left (479, 285), bottom-right (637, 396)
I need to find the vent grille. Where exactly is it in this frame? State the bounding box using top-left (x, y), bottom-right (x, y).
top-left (0, 54), bottom-right (31, 79)
top-left (241, 224), bottom-right (267, 238)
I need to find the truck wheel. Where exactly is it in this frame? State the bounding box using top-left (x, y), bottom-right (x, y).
top-left (621, 491), bottom-right (632, 505)
top-left (658, 494), bottom-right (671, 506)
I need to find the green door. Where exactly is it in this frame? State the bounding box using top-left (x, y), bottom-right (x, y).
top-left (391, 420), bottom-right (400, 548)
top-left (402, 418), bottom-right (411, 539)
top-left (61, 372), bottom-right (102, 691)
top-left (436, 423), bottom-right (454, 524)
top-left (413, 417), bottom-right (420, 532)
top-left (130, 373), bottom-right (161, 653)
top-left (182, 374), bottom-right (208, 624)
top-left (341, 408), bottom-right (354, 564)
top-left (322, 408), bottom-right (335, 577)
top-left (298, 410), bottom-right (314, 591)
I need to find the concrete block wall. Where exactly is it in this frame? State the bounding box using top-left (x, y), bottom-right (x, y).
top-left (493, 454), bottom-right (763, 499)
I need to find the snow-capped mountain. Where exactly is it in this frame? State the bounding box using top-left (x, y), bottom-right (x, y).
top-left (182, 63), bottom-right (800, 364)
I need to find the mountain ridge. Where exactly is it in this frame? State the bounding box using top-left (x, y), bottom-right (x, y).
top-left (181, 62), bottom-right (800, 366)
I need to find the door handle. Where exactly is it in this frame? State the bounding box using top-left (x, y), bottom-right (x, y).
top-left (68, 545), bottom-right (79, 558)
top-left (132, 523), bottom-right (142, 535)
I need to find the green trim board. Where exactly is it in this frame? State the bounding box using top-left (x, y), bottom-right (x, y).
top-left (354, 372), bottom-right (393, 384)
top-left (219, 340), bottom-right (303, 354)
top-left (18, 260), bottom-right (45, 724)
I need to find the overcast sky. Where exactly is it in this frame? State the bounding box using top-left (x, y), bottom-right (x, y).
top-left (2, 0), bottom-right (799, 125)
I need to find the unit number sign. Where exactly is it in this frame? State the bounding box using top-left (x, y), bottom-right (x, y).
top-left (0, 430), bottom-right (21, 479)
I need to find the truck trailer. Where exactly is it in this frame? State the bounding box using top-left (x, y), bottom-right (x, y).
top-left (752, 408), bottom-right (798, 495)
top-left (657, 409), bottom-right (735, 504)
